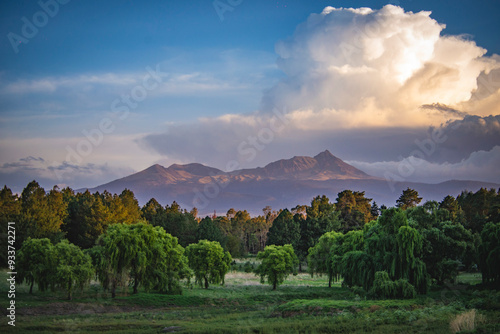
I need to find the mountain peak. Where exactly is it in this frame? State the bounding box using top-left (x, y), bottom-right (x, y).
top-left (146, 164), bottom-right (167, 172)
top-left (167, 163), bottom-right (223, 177)
top-left (314, 149), bottom-right (338, 161)
top-left (311, 150), bottom-right (369, 178)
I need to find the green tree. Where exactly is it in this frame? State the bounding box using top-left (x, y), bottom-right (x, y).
top-left (243, 216), bottom-right (270, 254)
top-left (307, 231), bottom-right (343, 287)
top-left (141, 198), bottom-right (164, 223)
top-left (395, 225), bottom-right (428, 293)
top-left (255, 244), bottom-right (298, 290)
top-left (53, 240), bottom-right (93, 300)
top-left (151, 202), bottom-right (198, 247)
top-left (64, 190), bottom-right (114, 249)
top-left (341, 250), bottom-right (375, 291)
top-left (370, 202), bottom-right (380, 219)
top-left (19, 181), bottom-right (66, 242)
top-left (421, 221), bottom-right (474, 284)
top-left (369, 271), bottom-right (416, 299)
top-left (361, 208), bottom-right (429, 294)
top-left (225, 235), bottom-right (244, 258)
top-left (16, 238), bottom-right (55, 293)
top-left (396, 188), bottom-right (422, 210)
top-left (94, 222), bottom-right (189, 296)
top-left (229, 210), bottom-right (251, 253)
top-left (196, 217), bottom-right (225, 246)
top-left (297, 196), bottom-right (340, 268)
top-left (439, 195), bottom-right (460, 222)
top-left (406, 204), bottom-right (439, 230)
top-left (116, 189), bottom-right (143, 223)
top-left (185, 240), bottom-right (232, 289)
top-left (335, 190), bottom-right (373, 232)
top-left (141, 226), bottom-right (191, 294)
top-left (479, 222), bottom-right (500, 287)
top-left (95, 224), bottom-right (135, 297)
top-left (457, 188), bottom-right (498, 233)
top-left (266, 209), bottom-right (300, 247)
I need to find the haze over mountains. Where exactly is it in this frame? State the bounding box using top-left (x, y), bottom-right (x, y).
top-left (85, 150), bottom-right (499, 215)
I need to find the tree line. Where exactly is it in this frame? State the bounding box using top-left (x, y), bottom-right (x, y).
top-left (1, 181), bottom-right (499, 297)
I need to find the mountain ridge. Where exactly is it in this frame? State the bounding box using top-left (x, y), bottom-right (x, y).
top-left (84, 150), bottom-right (499, 215)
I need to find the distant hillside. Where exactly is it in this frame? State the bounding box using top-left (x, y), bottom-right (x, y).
top-left (84, 150), bottom-right (500, 215)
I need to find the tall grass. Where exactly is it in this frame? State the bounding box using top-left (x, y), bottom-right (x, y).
top-left (450, 309), bottom-right (481, 333)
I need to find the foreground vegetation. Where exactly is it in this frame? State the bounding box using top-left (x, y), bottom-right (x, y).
top-left (1, 182), bottom-right (499, 332)
top-left (2, 269), bottom-right (499, 333)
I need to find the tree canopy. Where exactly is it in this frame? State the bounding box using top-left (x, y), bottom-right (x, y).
top-left (396, 188), bottom-right (423, 210)
top-left (53, 240), bottom-right (93, 300)
top-left (185, 240), bottom-right (232, 289)
top-left (255, 244), bottom-right (298, 290)
top-left (93, 222), bottom-right (190, 297)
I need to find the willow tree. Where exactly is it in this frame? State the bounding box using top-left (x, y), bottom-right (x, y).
top-left (126, 223), bottom-right (159, 294)
top-left (94, 222), bottom-right (191, 296)
top-left (396, 225), bottom-right (428, 294)
top-left (143, 227), bottom-right (191, 294)
top-left (369, 271), bottom-right (416, 299)
top-left (341, 251), bottom-right (375, 291)
top-left (308, 231), bottom-right (343, 287)
top-left (479, 222), bottom-right (500, 287)
top-left (16, 238), bottom-right (54, 293)
top-left (349, 208), bottom-right (429, 294)
top-left (53, 240), bottom-right (93, 300)
top-left (185, 240), bottom-right (232, 289)
top-left (95, 224), bottom-right (135, 297)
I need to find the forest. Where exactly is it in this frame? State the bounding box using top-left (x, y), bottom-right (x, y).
top-left (1, 181), bottom-right (500, 333)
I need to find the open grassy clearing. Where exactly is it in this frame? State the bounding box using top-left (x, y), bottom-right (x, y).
top-left (1, 269), bottom-right (499, 333)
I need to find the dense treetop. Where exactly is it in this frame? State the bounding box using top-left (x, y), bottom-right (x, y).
top-left (2, 181), bottom-right (500, 294)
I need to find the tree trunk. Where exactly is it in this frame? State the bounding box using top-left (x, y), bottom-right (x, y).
top-left (329, 276), bottom-right (332, 288)
top-left (273, 280), bottom-right (277, 290)
top-left (133, 277), bottom-right (139, 294)
top-left (111, 280), bottom-right (117, 298)
top-left (29, 281), bottom-right (33, 294)
top-left (67, 278), bottom-right (72, 300)
top-left (204, 277), bottom-right (209, 289)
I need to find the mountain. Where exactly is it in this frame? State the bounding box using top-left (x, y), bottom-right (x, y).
top-left (233, 150), bottom-right (372, 181)
top-left (85, 150), bottom-right (500, 216)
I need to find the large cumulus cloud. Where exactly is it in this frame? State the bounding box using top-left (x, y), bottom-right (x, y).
top-left (261, 5), bottom-right (498, 127)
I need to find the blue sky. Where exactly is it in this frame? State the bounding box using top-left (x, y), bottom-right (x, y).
top-left (1, 0), bottom-right (500, 192)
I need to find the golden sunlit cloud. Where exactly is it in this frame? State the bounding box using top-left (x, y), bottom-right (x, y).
top-left (261, 5), bottom-right (500, 128)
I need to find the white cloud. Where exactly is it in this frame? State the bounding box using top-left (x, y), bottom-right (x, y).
top-left (348, 146), bottom-right (500, 184)
top-left (0, 134), bottom-right (163, 189)
top-left (0, 73), bottom-right (137, 95)
top-left (261, 5), bottom-right (499, 128)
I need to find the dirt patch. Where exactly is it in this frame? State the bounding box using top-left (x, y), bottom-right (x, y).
top-left (17, 302), bottom-right (162, 316)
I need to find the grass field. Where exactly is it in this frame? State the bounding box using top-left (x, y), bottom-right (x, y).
top-left (1, 269), bottom-right (499, 333)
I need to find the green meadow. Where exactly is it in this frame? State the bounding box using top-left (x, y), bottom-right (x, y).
top-left (2, 269), bottom-right (499, 334)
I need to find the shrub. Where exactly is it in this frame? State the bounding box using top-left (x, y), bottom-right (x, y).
top-left (369, 271), bottom-right (416, 299)
top-left (244, 261), bottom-right (254, 273)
